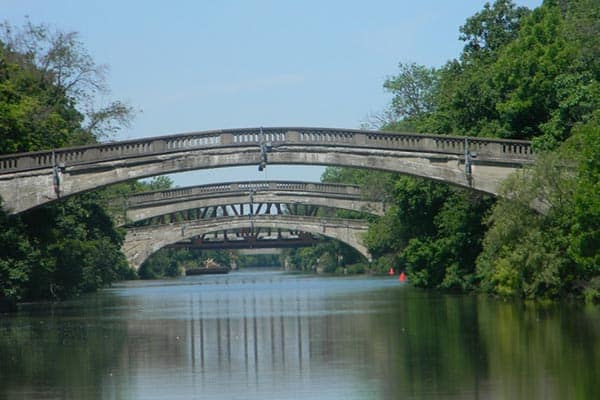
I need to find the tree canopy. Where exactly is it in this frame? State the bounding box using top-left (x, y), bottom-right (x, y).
top-left (322, 0), bottom-right (600, 301)
top-left (0, 21), bottom-right (138, 310)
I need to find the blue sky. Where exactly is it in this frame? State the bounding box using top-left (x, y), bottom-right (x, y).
top-left (2, 0), bottom-right (543, 186)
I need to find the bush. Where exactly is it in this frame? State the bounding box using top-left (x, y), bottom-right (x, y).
top-left (346, 263), bottom-right (367, 275)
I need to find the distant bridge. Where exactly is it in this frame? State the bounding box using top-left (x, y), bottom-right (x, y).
top-left (0, 127), bottom-right (534, 214)
top-left (116, 180), bottom-right (384, 225)
top-left (119, 181), bottom-right (375, 268)
top-left (123, 214), bottom-right (370, 270)
top-left (167, 230), bottom-right (326, 251)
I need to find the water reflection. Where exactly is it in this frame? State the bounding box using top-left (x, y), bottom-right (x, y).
top-left (104, 273), bottom-right (390, 399)
top-left (1, 271), bottom-right (599, 399)
top-left (0, 295), bottom-right (129, 400)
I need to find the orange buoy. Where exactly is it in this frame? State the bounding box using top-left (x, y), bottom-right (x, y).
top-left (399, 271), bottom-right (407, 282)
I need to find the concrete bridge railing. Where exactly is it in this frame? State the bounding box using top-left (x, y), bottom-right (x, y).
top-left (0, 127), bottom-right (534, 173)
top-left (116, 180), bottom-right (383, 225)
top-left (125, 180), bottom-right (363, 206)
top-left (0, 127), bottom-right (535, 214)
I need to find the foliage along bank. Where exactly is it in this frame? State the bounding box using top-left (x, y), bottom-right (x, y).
top-left (0, 21), bottom-right (137, 310)
top-left (324, 0), bottom-right (600, 302)
top-left (139, 248), bottom-right (282, 278)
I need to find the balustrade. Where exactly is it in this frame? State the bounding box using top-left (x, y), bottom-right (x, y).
top-left (0, 127), bottom-right (534, 173)
top-left (123, 180), bottom-right (362, 207)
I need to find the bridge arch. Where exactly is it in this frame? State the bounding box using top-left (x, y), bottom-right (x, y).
top-left (117, 180), bottom-right (384, 225)
top-left (122, 214), bottom-right (370, 270)
top-left (0, 127), bottom-right (534, 214)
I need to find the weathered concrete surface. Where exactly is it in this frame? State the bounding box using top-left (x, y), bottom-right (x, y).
top-left (117, 180), bottom-right (384, 225)
top-left (0, 128), bottom-right (534, 214)
top-left (121, 193), bottom-right (383, 225)
top-left (125, 180), bottom-right (364, 206)
top-left (122, 214), bottom-right (370, 270)
top-left (0, 145), bottom-right (526, 214)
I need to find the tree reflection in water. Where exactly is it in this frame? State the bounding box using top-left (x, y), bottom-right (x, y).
top-left (1, 272), bottom-right (599, 399)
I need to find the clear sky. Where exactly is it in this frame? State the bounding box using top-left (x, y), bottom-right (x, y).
top-left (2, 0), bottom-right (542, 186)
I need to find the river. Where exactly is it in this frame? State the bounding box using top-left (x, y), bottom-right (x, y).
top-left (1, 270), bottom-right (599, 399)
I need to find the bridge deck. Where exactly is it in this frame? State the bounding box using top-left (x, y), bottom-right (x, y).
top-left (0, 127), bottom-right (534, 173)
top-left (124, 180), bottom-right (363, 207)
top-left (0, 127), bottom-right (535, 214)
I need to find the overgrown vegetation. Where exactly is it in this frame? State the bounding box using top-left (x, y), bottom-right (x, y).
top-left (140, 248), bottom-right (281, 278)
top-left (321, 0), bottom-right (600, 301)
top-left (282, 241), bottom-right (365, 275)
top-left (0, 21), bottom-right (137, 310)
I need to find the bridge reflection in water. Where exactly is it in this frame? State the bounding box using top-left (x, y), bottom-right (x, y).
top-left (117, 272), bottom-right (383, 398)
top-left (186, 287), bottom-right (313, 379)
top-left (3, 271), bottom-right (599, 399)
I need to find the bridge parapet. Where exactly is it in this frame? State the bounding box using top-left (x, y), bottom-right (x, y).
top-left (0, 127), bottom-right (534, 174)
top-left (363, 133), bottom-right (533, 160)
top-left (125, 180), bottom-right (363, 206)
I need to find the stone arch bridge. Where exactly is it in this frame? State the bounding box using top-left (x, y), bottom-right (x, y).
top-left (0, 127), bottom-right (534, 214)
top-left (123, 214), bottom-right (370, 270)
top-left (116, 180), bottom-right (384, 225)
top-left (119, 180), bottom-right (381, 268)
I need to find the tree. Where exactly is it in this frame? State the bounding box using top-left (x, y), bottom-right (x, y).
top-left (363, 176), bottom-right (493, 290)
top-left (321, 167), bottom-right (396, 203)
top-left (359, 0), bottom-right (600, 297)
top-left (20, 193), bottom-right (131, 300)
top-left (467, 1), bottom-right (600, 301)
top-left (0, 20), bottom-right (135, 147)
top-left (0, 40), bottom-right (81, 152)
top-left (383, 62), bottom-right (439, 129)
top-left (459, 0), bottom-right (530, 63)
top-left (0, 22), bottom-right (137, 306)
top-left (565, 116), bottom-right (600, 300)
top-left (0, 206), bottom-right (39, 310)
top-left (475, 116), bottom-right (600, 301)
top-left (431, 1), bottom-right (600, 144)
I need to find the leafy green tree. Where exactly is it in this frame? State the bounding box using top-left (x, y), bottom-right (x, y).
top-left (283, 240), bottom-right (363, 274)
top-left (0, 40), bottom-right (81, 152)
top-left (429, 1), bottom-right (600, 145)
top-left (140, 248), bottom-right (238, 279)
top-left (429, 192), bottom-right (493, 290)
top-left (0, 20), bottom-right (135, 146)
top-left (0, 206), bottom-right (39, 310)
top-left (472, 1), bottom-right (600, 301)
top-left (139, 249), bottom-right (178, 279)
top-left (459, 0), bottom-right (530, 63)
top-left (476, 117), bottom-right (600, 301)
top-left (568, 118), bottom-right (600, 277)
top-left (356, 2), bottom-right (534, 289)
top-left (321, 167), bottom-right (396, 202)
top-left (430, 6), bottom-right (530, 136)
top-left (382, 62), bottom-right (439, 131)
top-left (0, 22), bottom-right (137, 305)
top-left (492, 5), bottom-right (578, 141)
top-left (235, 254), bottom-right (281, 268)
top-left (364, 0), bottom-right (600, 300)
top-left (363, 178), bottom-right (448, 257)
top-left (19, 193), bottom-right (130, 300)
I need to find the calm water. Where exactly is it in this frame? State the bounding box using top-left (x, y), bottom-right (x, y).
top-left (1, 270), bottom-right (599, 399)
